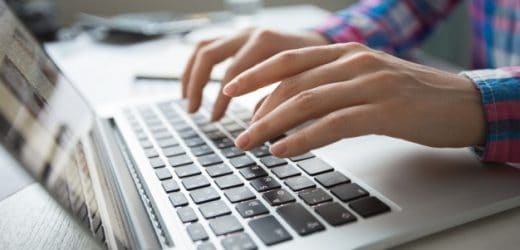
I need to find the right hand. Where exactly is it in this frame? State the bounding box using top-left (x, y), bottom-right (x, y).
top-left (181, 28), bottom-right (329, 120)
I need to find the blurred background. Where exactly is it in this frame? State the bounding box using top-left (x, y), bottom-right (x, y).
top-left (6, 0), bottom-right (470, 68)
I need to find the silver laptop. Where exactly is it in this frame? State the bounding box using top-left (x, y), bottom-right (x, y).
top-left (2, 2), bottom-right (520, 249)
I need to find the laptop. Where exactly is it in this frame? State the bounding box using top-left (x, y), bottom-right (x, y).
top-left (2, 1), bottom-right (520, 249)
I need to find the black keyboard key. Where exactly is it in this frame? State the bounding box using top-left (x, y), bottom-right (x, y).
top-left (285, 176), bottom-right (315, 191)
top-left (149, 157), bottom-right (165, 168)
top-left (198, 154), bottom-right (223, 166)
top-left (197, 242), bottom-right (215, 250)
top-left (209, 215), bottom-right (243, 236)
top-left (189, 186), bottom-right (220, 204)
top-left (182, 175), bottom-right (210, 190)
top-left (206, 130), bottom-right (227, 140)
top-left (215, 174), bottom-right (243, 189)
top-left (214, 137), bottom-right (235, 149)
top-left (259, 156), bottom-right (287, 168)
top-left (162, 179), bottom-right (180, 193)
top-left (179, 128), bottom-right (198, 139)
top-left (330, 183), bottom-right (368, 202)
top-left (221, 147), bottom-right (245, 158)
top-left (187, 223), bottom-right (209, 241)
top-left (206, 164), bottom-right (233, 178)
top-left (249, 215), bottom-right (292, 246)
top-left (158, 138), bottom-right (179, 148)
top-left (235, 199), bottom-right (268, 218)
top-left (315, 202), bottom-right (356, 226)
top-left (168, 154), bottom-right (193, 167)
top-left (199, 200), bottom-right (231, 219)
top-left (298, 188), bottom-right (332, 206)
top-left (239, 165), bottom-right (267, 180)
top-left (271, 165), bottom-right (300, 179)
top-left (224, 186), bottom-right (255, 203)
top-left (277, 203), bottom-right (324, 236)
top-left (162, 146), bottom-right (185, 157)
top-left (230, 155), bottom-right (256, 169)
top-left (263, 189), bottom-right (295, 206)
top-left (315, 171), bottom-right (349, 188)
top-left (250, 176), bottom-right (281, 192)
top-left (191, 144), bottom-right (214, 156)
top-left (186, 137), bottom-right (206, 147)
top-left (297, 158), bottom-right (333, 176)
top-left (289, 152), bottom-right (315, 162)
top-left (144, 148), bottom-right (159, 158)
top-left (172, 122), bottom-right (191, 132)
top-left (223, 122), bottom-right (243, 132)
top-left (153, 130), bottom-right (173, 140)
top-left (155, 168), bottom-right (172, 180)
top-left (169, 192), bottom-right (188, 207)
top-left (250, 145), bottom-right (270, 157)
top-left (174, 164), bottom-right (201, 178)
top-left (177, 207), bottom-right (198, 223)
top-left (200, 123), bottom-right (218, 133)
top-left (349, 196), bottom-right (390, 218)
top-left (221, 232), bottom-right (257, 250)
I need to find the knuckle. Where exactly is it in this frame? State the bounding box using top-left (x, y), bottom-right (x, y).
top-left (275, 50), bottom-right (300, 64)
top-left (198, 47), bottom-right (215, 62)
top-left (253, 28), bottom-right (278, 40)
top-left (323, 111), bottom-right (345, 130)
top-left (341, 42), bottom-right (367, 51)
top-left (293, 90), bottom-right (317, 111)
top-left (274, 80), bottom-right (299, 100)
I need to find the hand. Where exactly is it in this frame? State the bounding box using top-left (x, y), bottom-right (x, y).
top-left (222, 43), bottom-right (486, 157)
top-left (181, 28), bottom-right (329, 120)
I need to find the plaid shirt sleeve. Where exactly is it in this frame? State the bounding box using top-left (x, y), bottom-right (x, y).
top-left (315, 0), bottom-right (461, 56)
top-left (462, 68), bottom-right (520, 163)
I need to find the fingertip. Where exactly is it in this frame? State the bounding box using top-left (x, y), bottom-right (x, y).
top-left (270, 140), bottom-right (287, 156)
top-left (223, 83), bottom-right (237, 96)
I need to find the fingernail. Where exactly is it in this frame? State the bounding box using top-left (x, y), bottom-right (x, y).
top-left (223, 83), bottom-right (237, 96)
top-left (235, 131), bottom-right (250, 149)
top-left (270, 140), bottom-right (287, 155)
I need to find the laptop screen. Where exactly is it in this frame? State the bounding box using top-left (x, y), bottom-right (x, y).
top-left (0, 1), bottom-right (122, 247)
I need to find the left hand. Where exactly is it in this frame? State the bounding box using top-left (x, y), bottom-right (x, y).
top-left (222, 43), bottom-right (486, 157)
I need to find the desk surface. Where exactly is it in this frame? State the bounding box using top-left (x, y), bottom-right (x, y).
top-left (2, 4), bottom-right (520, 250)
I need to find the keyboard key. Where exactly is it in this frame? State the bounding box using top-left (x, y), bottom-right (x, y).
top-left (250, 176), bottom-right (281, 192)
top-left (191, 144), bottom-right (214, 156)
top-left (200, 123), bottom-right (218, 133)
top-left (187, 223), bottom-right (209, 241)
top-left (215, 175), bottom-right (243, 189)
top-left (219, 116), bottom-right (235, 125)
top-left (206, 131), bottom-right (227, 140)
top-left (272, 165), bottom-right (300, 179)
top-left (209, 215), bottom-right (243, 236)
top-left (223, 122), bottom-right (243, 133)
top-left (214, 137), bottom-right (235, 149)
top-left (149, 157), bottom-right (165, 168)
top-left (277, 203), bottom-right (325, 236)
top-left (199, 200), bottom-right (231, 219)
top-left (140, 139), bottom-right (153, 149)
top-left (174, 164), bottom-right (201, 178)
top-left (155, 168), bottom-right (172, 180)
top-left (230, 155), bottom-right (256, 169)
top-left (158, 138), bottom-right (179, 148)
top-left (221, 232), bottom-right (257, 250)
top-left (239, 165), bottom-right (267, 180)
top-left (236, 199), bottom-right (269, 218)
top-left (298, 188), bottom-right (332, 206)
top-left (224, 186), bottom-right (256, 203)
top-left (189, 186), bottom-right (220, 204)
top-left (172, 122), bottom-right (191, 132)
top-left (198, 154), bottom-right (223, 166)
top-left (162, 146), bottom-right (185, 157)
top-left (250, 145), bottom-right (270, 157)
top-left (263, 189), bottom-right (295, 206)
top-left (289, 152), bottom-right (315, 162)
top-left (144, 148), bottom-right (159, 158)
top-left (249, 215), bottom-right (292, 246)
top-left (206, 164), bottom-right (233, 178)
top-left (285, 176), bottom-right (315, 191)
top-left (169, 192), bottom-right (188, 207)
top-left (221, 147), bottom-right (245, 158)
top-left (297, 158), bottom-right (333, 176)
top-left (330, 183), bottom-right (369, 202)
top-left (315, 171), bottom-right (349, 188)
top-left (182, 175), bottom-right (210, 190)
top-left (349, 196), bottom-right (390, 218)
top-left (177, 207), bottom-right (198, 223)
top-left (197, 242), bottom-right (215, 250)
top-left (179, 128), bottom-right (198, 139)
top-left (259, 156), bottom-right (287, 168)
top-left (315, 202), bottom-right (356, 226)
top-left (153, 131), bottom-right (173, 140)
top-left (185, 137), bottom-right (206, 147)
top-left (168, 154), bottom-right (193, 167)
top-left (162, 179), bottom-right (180, 193)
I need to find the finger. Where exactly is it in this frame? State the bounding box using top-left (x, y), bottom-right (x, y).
top-left (254, 95), bottom-right (268, 114)
top-left (187, 32), bottom-right (250, 113)
top-left (223, 44), bottom-right (347, 97)
top-left (181, 38), bottom-right (216, 98)
top-left (236, 80), bottom-right (368, 150)
top-left (270, 104), bottom-right (377, 157)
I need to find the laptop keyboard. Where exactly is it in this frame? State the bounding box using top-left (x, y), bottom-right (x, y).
top-left (124, 100), bottom-right (390, 249)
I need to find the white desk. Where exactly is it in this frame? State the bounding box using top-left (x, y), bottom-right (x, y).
top-left (2, 4), bottom-right (520, 250)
